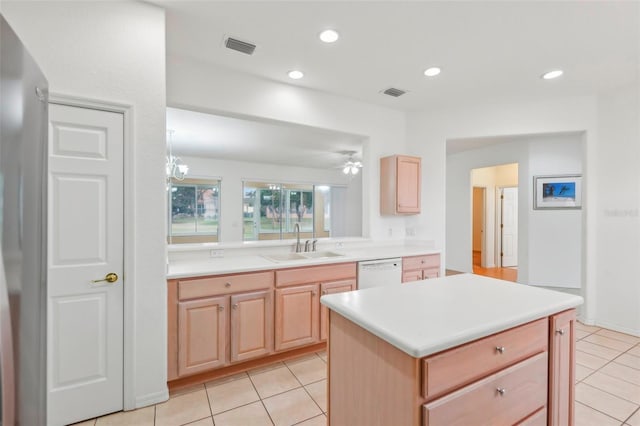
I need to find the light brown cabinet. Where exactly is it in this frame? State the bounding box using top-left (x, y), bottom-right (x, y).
top-left (274, 263), bottom-right (357, 351)
top-left (380, 155), bottom-right (421, 215)
top-left (320, 279), bottom-right (357, 341)
top-left (327, 309), bottom-right (577, 426)
top-left (177, 296), bottom-right (228, 377)
top-left (402, 254), bottom-right (440, 283)
top-left (548, 309), bottom-right (576, 426)
top-left (169, 271), bottom-right (274, 380)
top-left (275, 284), bottom-right (320, 351)
top-left (230, 290), bottom-right (273, 363)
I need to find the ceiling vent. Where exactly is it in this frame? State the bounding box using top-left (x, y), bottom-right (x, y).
top-left (382, 88), bottom-right (406, 97)
top-left (225, 37), bottom-right (256, 55)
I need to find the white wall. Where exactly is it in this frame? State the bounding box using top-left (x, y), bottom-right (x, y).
top-left (179, 155), bottom-right (362, 241)
top-left (407, 96), bottom-right (598, 320)
top-left (446, 134), bottom-right (583, 288)
top-left (1, 1), bottom-right (168, 408)
top-left (595, 82), bottom-right (640, 334)
top-left (528, 137), bottom-right (583, 288)
top-left (168, 57), bottom-right (409, 241)
top-left (409, 88), bottom-right (640, 334)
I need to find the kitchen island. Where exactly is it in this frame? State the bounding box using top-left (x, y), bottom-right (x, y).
top-left (320, 274), bottom-right (583, 426)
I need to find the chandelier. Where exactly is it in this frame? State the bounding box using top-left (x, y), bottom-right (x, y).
top-left (166, 129), bottom-right (189, 183)
top-left (342, 152), bottom-right (363, 176)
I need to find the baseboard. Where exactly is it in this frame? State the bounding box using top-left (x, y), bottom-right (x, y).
top-left (134, 389), bottom-right (169, 409)
top-left (591, 319), bottom-right (640, 338)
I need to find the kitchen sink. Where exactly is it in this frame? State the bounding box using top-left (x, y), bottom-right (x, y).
top-left (262, 251), bottom-right (346, 262)
top-left (300, 251), bottom-right (345, 259)
top-left (261, 253), bottom-right (307, 262)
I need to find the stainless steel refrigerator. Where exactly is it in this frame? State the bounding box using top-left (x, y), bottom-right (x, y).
top-left (0, 14), bottom-right (48, 426)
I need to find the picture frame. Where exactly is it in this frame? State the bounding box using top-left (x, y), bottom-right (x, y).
top-left (534, 174), bottom-right (582, 210)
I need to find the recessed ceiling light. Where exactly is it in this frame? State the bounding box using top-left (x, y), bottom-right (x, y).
top-left (424, 67), bottom-right (441, 77)
top-left (541, 70), bottom-right (564, 80)
top-left (288, 70), bottom-right (304, 80)
top-left (319, 29), bottom-right (339, 43)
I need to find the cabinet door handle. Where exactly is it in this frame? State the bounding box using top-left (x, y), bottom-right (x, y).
top-left (312, 291), bottom-right (317, 296)
top-left (495, 346), bottom-right (506, 354)
top-left (218, 306), bottom-right (224, 312)
top-left (496, 387), bottom-right (507, 396)
top-left (225, 282), bottom-right (231, 288)
top-left (322, 290), bottom-right (327, 295)
top-left (556, 328), bottom-right (565, 335)
top-left (232, 304), bottom-right (238, 310)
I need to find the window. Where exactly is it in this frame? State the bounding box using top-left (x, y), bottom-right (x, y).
top-left (243, 181), bottom-right (319, 241)
top-left (168, 178), bottom-right (220, 243)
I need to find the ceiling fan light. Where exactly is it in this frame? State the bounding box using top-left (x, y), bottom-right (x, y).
top-left (319, 29), bottom-right (339, 43)
top-left (343, 166), bottom-right (351, 174)
top-left (351, 166), bottom-right (359, 175)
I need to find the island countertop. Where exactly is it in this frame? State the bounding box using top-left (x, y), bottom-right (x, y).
top-left (320, 273), bottom-right (583, 358)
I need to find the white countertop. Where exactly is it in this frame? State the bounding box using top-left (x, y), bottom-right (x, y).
top-left (320, 273), bottom-right (583, 358)
top-left (167, 245), bottom-right (440, 279)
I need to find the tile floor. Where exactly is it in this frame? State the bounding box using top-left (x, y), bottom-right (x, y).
top-left (75, 323), bottom-right (640, 426)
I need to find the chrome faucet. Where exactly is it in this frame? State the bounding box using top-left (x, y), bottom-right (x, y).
top-left (304, 240), bottom-right (311, 252)
top-left (294, 223), bottom-right (301, 252)
top-left (312, 239), bottom-right (318, 252)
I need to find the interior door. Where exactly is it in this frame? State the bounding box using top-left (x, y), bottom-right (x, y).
top-left (501, 187), bottom-right (518, 267)
top-left (47, 103), bottom-right (124, 425)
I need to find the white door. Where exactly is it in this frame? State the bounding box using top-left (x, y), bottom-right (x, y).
top-left (501, 187), bottom-right (518, 267)
top-left (47, 104), bottom-right (124, 425)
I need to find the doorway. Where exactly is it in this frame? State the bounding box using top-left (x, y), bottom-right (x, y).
top-left (470, 163), bottom-right (518, 282)
top-left (472, 187), bottom-right (485, 268)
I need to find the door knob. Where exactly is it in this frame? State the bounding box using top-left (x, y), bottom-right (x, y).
top-left (92, 273), bottom-right (118, 284)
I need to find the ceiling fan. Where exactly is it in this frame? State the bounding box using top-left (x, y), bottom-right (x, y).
top-left (340, 151), bottom-right (363, 175)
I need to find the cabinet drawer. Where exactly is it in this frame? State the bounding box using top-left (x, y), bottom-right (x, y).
top-left (422, 318), bottom-right (548, 399)
top-left (275, 262), bottom-right (356, 287)
top-left (179, 271), bottom-right (274, 300)
top-left (402, 271), bottom-right (423, 283)
top-left (403, 254), bottom-right (440, 271)
top-left (423, 352), bottom-right (548, 426)
top-left (516, 407), bottom-right (547, 426)
top-left (423, 268), bottom-right (439, 279)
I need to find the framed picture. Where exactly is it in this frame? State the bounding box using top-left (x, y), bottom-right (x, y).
top-left (534, 175), bottom-right (582, 209)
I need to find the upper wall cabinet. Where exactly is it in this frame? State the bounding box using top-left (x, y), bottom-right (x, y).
top-left (380, 155), bottom-right (421, 215)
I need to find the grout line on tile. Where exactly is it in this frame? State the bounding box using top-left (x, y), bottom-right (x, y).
top-left (582, 375), bottom-right (640, 406)
top-left (598, 363), bottom-right (640, 387)
top-left (291, 413), bottom-right (325, 425)
top-left (246, 366), bottom-right (276, 425)
top-left (204, 383), bottom-right (214, 416)
top-left (623, 406), bottom-right (640, 425)
top-left (575, 401), bottom-right (625, 425)
top-left (258, 399), bottom-right (276, 426)
top-left (181, 416), bottom-right (214, 426)
top-left (300, 384), bottom-right (325, 417)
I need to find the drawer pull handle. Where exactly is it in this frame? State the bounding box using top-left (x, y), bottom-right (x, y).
top-left (312, 291), bottom-right (317, 296)
top-left (232, 304), bottom-right (238, 310)
top-left (218, 306), bottom-right (224, 312)
top-left (495, 346), bottom-right (506, 354)
top-left (322, 290), bottom-right (327, 295)
top-left (225, 282), bottom-right (231, 288)
top-left (496, 387), bottom-right (507, 396)
top-left (556, 328), bottom-right (565, 335)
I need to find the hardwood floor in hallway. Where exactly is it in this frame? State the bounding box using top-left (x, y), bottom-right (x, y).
top-left (471, 250), bottom-right (518, 282)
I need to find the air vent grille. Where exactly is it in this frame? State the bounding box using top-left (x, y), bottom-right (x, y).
top-left (225, 37), bottom-right (256, 55)
top-left (382, 88), bottom-right (406, 97)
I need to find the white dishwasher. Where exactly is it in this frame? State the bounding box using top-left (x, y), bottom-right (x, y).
top-left (357, 258), bottom-right (402, 289)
